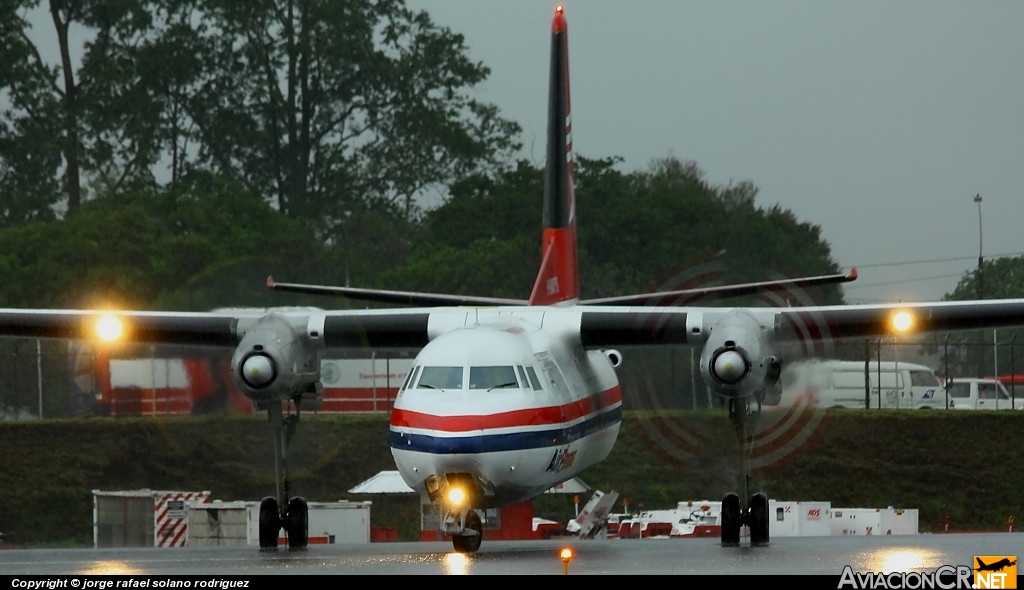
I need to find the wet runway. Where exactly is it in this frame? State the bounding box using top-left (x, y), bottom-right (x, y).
top-left (2, 534), bottom-right (1023, 576)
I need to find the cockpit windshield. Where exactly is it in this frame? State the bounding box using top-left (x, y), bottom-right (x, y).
top-left (409, 364), bottom-right (541, 391)
top-left (469, 366), bottom-right (519, 390)
top-left (417, 366), bottom-right (463, 390)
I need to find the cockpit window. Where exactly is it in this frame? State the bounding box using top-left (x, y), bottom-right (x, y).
top-left (525, 366), bottom-right (543, 391)
top-left (516, 366), bottom-right (530, 389)
top-left (469, 366), bottom-right (519, 390)
top-left (417, 366), bottom-right (463, 390)
top-left (400, 366), bottom-right (421, 392)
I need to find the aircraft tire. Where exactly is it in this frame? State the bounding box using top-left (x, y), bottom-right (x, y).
top-left (258, 496), bottom-right (280, 549)
top-left (452, 511), bottom-right (483, 554)
top-left (749, 493), bottom-right (770, 547)
top-left (721, 493), bottom-right (741, 547)
top-left (287, 497), bottom-right (309, 549)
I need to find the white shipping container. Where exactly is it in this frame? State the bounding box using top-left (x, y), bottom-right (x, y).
top-left (245, 500), bottom-right (374, 546)
top-left (771, 501), bottom-right (832, 537)
top-left (831, 508), bottom-right (889, 536)
top-left (187, 501), bottom-right (250, 547)
top-left (879, 508), bottom-right (919, 535)
top-left (93, 489), bottom-right (211, 548)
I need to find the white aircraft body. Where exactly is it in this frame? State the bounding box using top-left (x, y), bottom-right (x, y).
top-left (2, 6), bottom-right (1024, 552)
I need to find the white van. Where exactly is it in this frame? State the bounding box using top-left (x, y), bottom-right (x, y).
top-left (943, 378), bottom-right (1020, 410)
top-left (774, 359), bottom-right (944, 410)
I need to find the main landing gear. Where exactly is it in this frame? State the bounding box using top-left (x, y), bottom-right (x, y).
top-left (258, 400), bottom-right (309, 550)
top-left (721, 395), bottom-right (770, 547)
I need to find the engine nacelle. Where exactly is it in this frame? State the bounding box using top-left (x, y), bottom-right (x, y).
top-left (230, 313), bottom-right (323, 405)
top-left (699, 309), bottom-right (781, 401)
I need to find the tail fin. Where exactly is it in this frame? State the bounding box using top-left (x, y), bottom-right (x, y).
top-left (529, 5), bottom-right (580, 306)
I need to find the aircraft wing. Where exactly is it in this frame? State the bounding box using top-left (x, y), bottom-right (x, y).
top-left (3, 297), bottom-right (1024, 351)
top-left (0, 307), bottom-right (433, 350)
top-left (576, 299), bottom-right (1024, 348)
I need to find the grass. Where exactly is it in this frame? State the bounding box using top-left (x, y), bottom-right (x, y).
top-left (0, 409), bottom-right (1020, 547)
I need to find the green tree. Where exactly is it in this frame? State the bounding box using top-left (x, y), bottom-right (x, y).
top-left (0, 0), bottom-right (158, 220)
top-left (0, 173), bottom-right (326, 310)
top-left (0, 0), bottom-right (67, 221)
top-left (579, 156), bottom-right (844, 306)
top-left (376, 160), bottom-right (540, 299)
top-left (143, 0), bottom-right (521, 235)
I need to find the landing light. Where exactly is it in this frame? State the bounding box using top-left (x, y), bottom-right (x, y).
top-left (891, 310), bottom-right (914, 333)
top-left (447, 487), bottom-right (466, 507)
top-left (95, 315), bottom-right (124, 342)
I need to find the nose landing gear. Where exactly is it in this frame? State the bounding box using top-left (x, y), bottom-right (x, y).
top-left (721, 395), bottom-right (770, 547)
top-left (257, 400), bottom-right (309, 550)
top-left (720, 492), bottom-right (770, 547)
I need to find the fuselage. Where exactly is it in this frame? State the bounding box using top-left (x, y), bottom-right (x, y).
top-left (389, 307), bottom-right (622, 507)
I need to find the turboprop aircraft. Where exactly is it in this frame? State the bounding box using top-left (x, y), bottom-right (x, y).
top-left (2, 5), bottom-right (1024, 553)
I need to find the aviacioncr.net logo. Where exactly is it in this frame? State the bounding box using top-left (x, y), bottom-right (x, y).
top-left (837, 565), bottom-right (974, 589)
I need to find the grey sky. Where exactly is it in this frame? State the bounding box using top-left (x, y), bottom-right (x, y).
top-left (406, 1), bottom-right (1024, 304)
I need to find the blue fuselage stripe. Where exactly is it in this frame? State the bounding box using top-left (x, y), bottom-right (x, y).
top-left (389, 406), bottom-right (622, 455)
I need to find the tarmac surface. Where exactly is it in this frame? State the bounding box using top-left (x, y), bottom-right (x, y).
top-left (1, 533), bottom-right (1023, 576)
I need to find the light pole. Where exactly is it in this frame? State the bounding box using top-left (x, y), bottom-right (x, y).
top-left (973, 194), bottom-right (984, 378)
top-left (974, 193), bottom-right (983, 299)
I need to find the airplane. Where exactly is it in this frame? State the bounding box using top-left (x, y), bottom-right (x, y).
top-left (977, 558), bottom-right (1017, 572)
top-left (3, 5), bottom-right (1024, 553)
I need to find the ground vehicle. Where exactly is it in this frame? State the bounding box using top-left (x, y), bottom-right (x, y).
top-left (944, 377), bottom-right (1018, 410)
top-left (775, 360), bottom-right (944, 409)
top-left (71, 343), bottom-right (412, 417)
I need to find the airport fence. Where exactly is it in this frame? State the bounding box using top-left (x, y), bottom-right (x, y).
top-left (1, 331), bottom-right (1023, 419)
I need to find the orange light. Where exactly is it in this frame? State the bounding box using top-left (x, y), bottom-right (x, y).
top-left (891, 310), bottom-right (914, 333)
top-left (446, 487), bottom-right (466, 507)
top-left (95, 314), bottom-right (125, 342)
top-left (556, 4), bottom-right (564, 14)
top-left (560, 547), bottom-right (574, 575)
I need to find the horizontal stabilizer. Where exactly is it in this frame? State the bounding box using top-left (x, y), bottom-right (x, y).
top-left (579, 268), bottom-right (858, 306)
top-left (266, 276), bottom-right (527, 307)
top-left (267, 269), bottom-right (856, 308)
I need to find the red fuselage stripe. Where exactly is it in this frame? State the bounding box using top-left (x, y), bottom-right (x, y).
top-left (390, 386), bottom-right (622, 432)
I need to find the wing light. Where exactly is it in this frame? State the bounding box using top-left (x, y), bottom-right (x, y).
top-left (94, 315), bottom-right (125, 342)
top-left (890, 310), bottom-right (915, 334)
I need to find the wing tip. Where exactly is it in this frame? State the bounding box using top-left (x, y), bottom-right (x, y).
top-left (847, 267), bottom-right (858, 281)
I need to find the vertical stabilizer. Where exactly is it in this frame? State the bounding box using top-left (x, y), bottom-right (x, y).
top-left (529, 5), bottom-right (580, 306)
